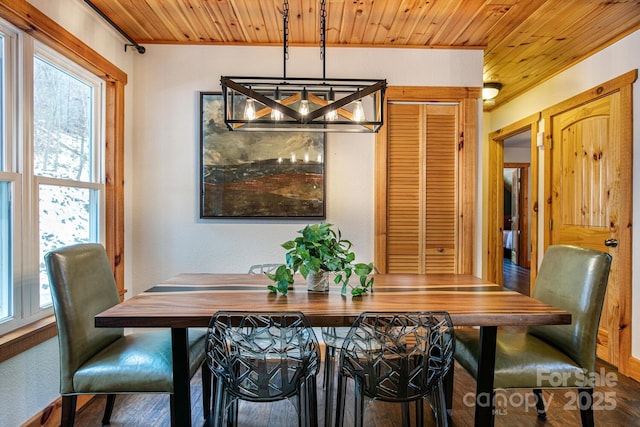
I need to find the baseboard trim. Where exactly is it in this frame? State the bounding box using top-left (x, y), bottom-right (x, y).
top-left (626, 356), bottom-right (640, 382)
top-left (20, 395), bottom-right (95, 427)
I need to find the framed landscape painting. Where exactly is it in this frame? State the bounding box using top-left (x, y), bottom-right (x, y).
top-left (199, 92), bottom-right (325, 218)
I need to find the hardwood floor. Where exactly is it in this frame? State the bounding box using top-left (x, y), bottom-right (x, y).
top-left (72, 358), bottom-right (640, 426)
top-left (503, 259), bottom-right (530, 296)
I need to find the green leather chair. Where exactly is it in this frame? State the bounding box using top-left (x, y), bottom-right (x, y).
top-left (454, 245), bottom-right (612, 426)
top-left (45, 243), bottom-right (211, 426)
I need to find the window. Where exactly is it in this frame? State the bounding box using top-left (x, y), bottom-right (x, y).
top-left (0, 181), bottom-right (11, 321)
top-left (0, 21), bottom-right (105, 333)
top-left (0, 24), bottom-right (16, 326)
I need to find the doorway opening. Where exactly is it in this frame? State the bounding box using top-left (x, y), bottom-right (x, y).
top-left (502, 133), bottom-right (530, 295)
top-left (486, 113), bottom-right (540, 295)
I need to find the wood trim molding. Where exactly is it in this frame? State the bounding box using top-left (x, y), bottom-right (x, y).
top-left (385, 86), bottom-right (481, 101)
top-left (542, 70), bottom-right (637, 119)
top-left (21, 395), bottom-right (94, 427)
top-left (0, 316), bottom-right (56, 363)
top-left (459, 97), bottom-right (477, 274)
top-left (374, 98), bottom-right (390, 273)
top-left (104, 80), bottom-right (127, 295)
top-left (625, 357), bottom-right (640, 383)
top-left (489, 113), bottom-right (541, 140)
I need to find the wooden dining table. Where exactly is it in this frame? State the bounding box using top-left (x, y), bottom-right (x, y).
top-left (95, 273), bottom-right (571, 427)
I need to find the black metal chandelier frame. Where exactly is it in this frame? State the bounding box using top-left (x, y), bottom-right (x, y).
top-left (221, 0), bottom-right (386, 133)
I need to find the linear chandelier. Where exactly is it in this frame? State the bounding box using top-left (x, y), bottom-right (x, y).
top-left (221, 0), bottom-right (386, 133)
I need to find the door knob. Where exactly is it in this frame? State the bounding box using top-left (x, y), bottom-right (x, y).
top-left (604, 239), bottom-right (618, 247)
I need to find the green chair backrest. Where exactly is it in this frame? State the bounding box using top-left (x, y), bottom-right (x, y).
top-left (45, 243), bottom-right (124, 394)
top-left (528, 245), bottom-right (612, 373)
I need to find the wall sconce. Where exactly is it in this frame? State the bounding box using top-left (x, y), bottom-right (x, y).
top-left (482, 82), bottom-right (503, 100)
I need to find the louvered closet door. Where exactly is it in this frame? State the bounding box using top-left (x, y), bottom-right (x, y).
top-left (386, 103), bottom-right (458, 273)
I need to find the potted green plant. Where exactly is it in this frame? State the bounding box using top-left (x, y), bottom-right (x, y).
top-left (266, 223), bottom-right (374, 296)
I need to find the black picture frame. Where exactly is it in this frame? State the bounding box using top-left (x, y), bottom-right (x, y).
top-left (199, 92), bottom-right (326, 219)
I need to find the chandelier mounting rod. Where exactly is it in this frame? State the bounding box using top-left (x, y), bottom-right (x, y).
top-left (320, 0), bottom-right (327, 79)
top-left (282, 0), bottom-right (289, 79)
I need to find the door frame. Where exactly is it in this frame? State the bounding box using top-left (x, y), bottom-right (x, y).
top-left (542, 70), bottom-right (636, 374)
top-left (487, 113), bottom-right (540, 292)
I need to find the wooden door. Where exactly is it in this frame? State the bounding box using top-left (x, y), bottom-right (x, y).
top-left (384, 102), bottom-right (458, 273)
top-left (549, 92), bottom-right (629, 366)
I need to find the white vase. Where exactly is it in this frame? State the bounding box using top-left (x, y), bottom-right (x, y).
top-left (307, 270), bottom-right (329, 292)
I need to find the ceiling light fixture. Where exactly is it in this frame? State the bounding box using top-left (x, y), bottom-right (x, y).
top-left (482, 82), bottom-right (503, 100)
top-left (220, 0), bottom-right (387, 133)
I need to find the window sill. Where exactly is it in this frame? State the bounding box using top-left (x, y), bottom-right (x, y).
top-left (0, 315), bottom-right (57, 363)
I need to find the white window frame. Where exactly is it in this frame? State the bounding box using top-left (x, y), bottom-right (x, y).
top-left (0, 23), bottom-right (106, 335)
top-left (0, 21), bottom-right (21, 333)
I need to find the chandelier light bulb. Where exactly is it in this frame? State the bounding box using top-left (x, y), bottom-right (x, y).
top-left (326, 88), bottom-right (338, 121)
top-left (271, 100), bottom-right (283, 120)
top-left (325, 101), bottom-right (338, 121)
top-left (352, 100), bottom-right (365, 122)
top-left (299, 100), bottom-right (309, 116)
top-left (299, 87), bottom-right (310, 115)
top-left (244, 98), bottom-right (256, 120)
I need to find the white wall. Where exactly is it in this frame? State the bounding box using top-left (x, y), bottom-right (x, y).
top-left (0, 1), bottom-right (135, 425)
top-left (487, 30), bottom-right (640, 357)
top-left (504, 147), bottom-right (531, 163)
top-left (129, 45), bottom-right (483, 294)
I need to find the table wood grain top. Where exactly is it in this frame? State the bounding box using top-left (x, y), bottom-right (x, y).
top-left (95, 273), bottom-right (571, 329)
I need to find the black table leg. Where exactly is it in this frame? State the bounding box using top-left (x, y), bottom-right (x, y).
top-left (475, 326), bottom-right (497, 427)
top-left (171, 328), bottom-right (192, 427)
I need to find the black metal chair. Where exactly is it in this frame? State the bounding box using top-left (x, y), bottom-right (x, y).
top-left (321, 326), bottom-right (350, 427)
top-left (334, 312), bottom-right (455, 427)
top-left (45, 243), bottom-right (211, 426)
top-left (206, 311), bottom-right (321, 427)
top-left (322, 266), bottom-right (380, 426)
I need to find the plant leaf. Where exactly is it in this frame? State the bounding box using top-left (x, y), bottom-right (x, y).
top-left (351, 287), bottom-right (364, 296)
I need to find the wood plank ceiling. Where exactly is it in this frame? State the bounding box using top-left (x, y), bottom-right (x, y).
top-left (85, 0), bottom-right (640, 110)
